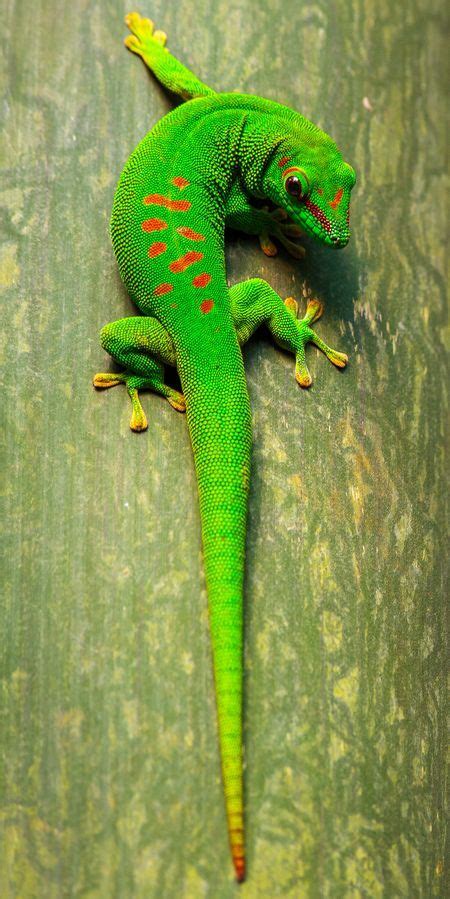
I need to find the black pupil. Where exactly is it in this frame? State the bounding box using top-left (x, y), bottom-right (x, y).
top-left (286, 176), bottom-right (303, 198)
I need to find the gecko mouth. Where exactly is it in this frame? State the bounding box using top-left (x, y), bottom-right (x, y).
top-left (298, 201), bottom-right (349, 248)
top-left (252, 197), bottom-right (349, 247)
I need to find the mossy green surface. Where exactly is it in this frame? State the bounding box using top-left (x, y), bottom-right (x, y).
top-left (1, 1), bottom-right (447, 895)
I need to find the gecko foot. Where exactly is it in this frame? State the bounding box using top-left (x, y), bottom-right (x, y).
top-left (124, 12), bottom-right (167, 56)
top-left (284, 297), bottom-right (348, 387)
top-left (92, 372), bottom-right (127, 388)
top-left (259, 207), bottom-right (306, 259)
top-left (93, 371), bottom-right (185, 432)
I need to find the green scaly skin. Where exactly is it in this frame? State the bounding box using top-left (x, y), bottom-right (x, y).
top-left (93, 13), bottom-right (356, 882)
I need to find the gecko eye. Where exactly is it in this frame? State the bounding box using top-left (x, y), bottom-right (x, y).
top-left (285, 176), bottom-right (303, 198)
top-left (285, 171), bottom-right (309, 200)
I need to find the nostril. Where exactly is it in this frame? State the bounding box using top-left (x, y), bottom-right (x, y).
top-left (331, 235), bottom-right (339, 243)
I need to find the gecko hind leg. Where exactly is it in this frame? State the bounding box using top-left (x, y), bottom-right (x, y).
top-left (93, 316), bottom-right (185, 432)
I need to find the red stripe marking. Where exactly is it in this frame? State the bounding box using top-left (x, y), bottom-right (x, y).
top-left (304, 199), bottom-right (332, 232)
top-left (172, 176), bottom-right (190, 190)
top-left (282, 165), bottom-right (301, 178)
top-left (143, 194), bottom-right (191, 211)
top-left (192, 272), bottom-right (211, 288)
top-left (169, 251), bottom-right (204, 273)
top-left (148, 241), bottom-right (167, 258)
top-left (142, 218), bottom-right (167, 232)
top-left (176, 226), bottom-right (205, 241)
top-left (200, 299), bottom-right (214, 314)
top-left (330, 187), bottom-right (344, 209)
top-left (278, 156), bottom-right (290, 167)
top-left (154, 282), bottom-right (174, 296)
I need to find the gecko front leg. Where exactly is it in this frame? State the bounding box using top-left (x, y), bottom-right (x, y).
top-left (230, 278), bottom-right (348, 387)
top-left (226, 183), bottom-right (306, 258)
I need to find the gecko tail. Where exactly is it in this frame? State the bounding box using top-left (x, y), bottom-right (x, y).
top-left (124, 12), bottom-right (217, 100)
top-left (234, 853), bottom-right (246, 883)
top-left (210, 586), bottom-right (246, 882)
top-left (177, 325), bottom-right (251, 881)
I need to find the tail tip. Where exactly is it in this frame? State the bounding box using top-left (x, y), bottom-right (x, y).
top-left (234, 857), bottom-right (246, 883)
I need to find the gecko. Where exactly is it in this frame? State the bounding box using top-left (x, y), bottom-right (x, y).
top-left (93, 13), bottom-right (356, 882)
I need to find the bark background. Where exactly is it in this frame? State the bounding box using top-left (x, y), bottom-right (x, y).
top-left (1, 0), bottom-right (447, 896)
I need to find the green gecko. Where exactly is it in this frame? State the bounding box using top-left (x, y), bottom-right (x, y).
top-left (94, 13), bottom-right (356, 882)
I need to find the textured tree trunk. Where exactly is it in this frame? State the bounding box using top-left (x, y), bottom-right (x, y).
top-left (0, 0), bottom-right (446, 895)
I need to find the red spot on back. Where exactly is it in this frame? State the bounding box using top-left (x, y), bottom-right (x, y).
top-left (154, 282), bottom-right (174, 296)
top-left (142, 218), bottom-right (167, 232)
top-left (192, 272), bottom-right (211, 288)
top-left (148, 241), bottom-right (167, 258)
top-left (278, 156), bottom-right (290, 167)
top-left (143, 194), bottom-right (191, 211)
top-left (172, 176), bottom-right (190, 190)
top-left (317, 188), bottom-right (324, 196)
top-left (330, 187), bottom-right (344, 209)
top-left (200, 299), bottom-right (214, 314)
top-left (176, 226), bottom-right (205, 241)
top-left (169, 251), bottom-right (204, 273)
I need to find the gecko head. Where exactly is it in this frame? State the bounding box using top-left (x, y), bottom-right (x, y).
top-left (262, 125), bottom-right (356, 248)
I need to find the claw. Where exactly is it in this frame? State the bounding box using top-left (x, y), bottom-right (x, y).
top-left (93, 372), bottom-right (126, 388)
top-left (269, 209), bottom-right (306, 259)
top-left (124, 12), bottom-right (168, 54)
top-left (287, 299), bottom-right (349, 387)
top-left (310, 334), bottom-right (348, 368)
top-left (168, 392), bottom-right (186, 412)
top-left (129, 388), bottom-right (148, 431)
top-left (125, 12), bottom-right (154, 37)
top-left (284, 296), bottom-right (299, 317)
top-left (277, 235), bottom-right (306, 259)
top-left (124, 34), bottom-right (138, 49)
top-left (282, 223), bottom-right (305, 238)
top-left (270, 207), bottom-right (289, 223)
top-left (153, 30), bottom-right (167, 47)
top-left (130, 413), bottom-right (148, 432)
top-left (94, 368), bottom-right (185, 428)
top-left (295, 352), bottom-right (312, 388)
top-left (302, 298), bottom-right (324, 324)
top-left (259, 232), bottom-right (278, 256)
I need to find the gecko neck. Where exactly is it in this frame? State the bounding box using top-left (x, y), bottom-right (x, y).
top-left (163, 95), bottom-right (295, 206)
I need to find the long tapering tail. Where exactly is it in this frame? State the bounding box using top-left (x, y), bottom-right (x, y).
top-left (178, 330), bottom-right (252, 882)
